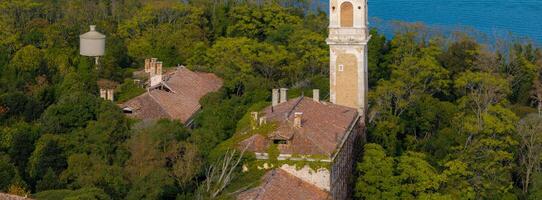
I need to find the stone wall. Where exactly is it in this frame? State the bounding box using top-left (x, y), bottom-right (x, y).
top-left (330, 117), bottom-right (363, 200)
top-left (280, 164), bottom-right (331, 191)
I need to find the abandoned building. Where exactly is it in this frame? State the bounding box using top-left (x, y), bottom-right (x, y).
top-left (237, 89), bottom-right (364, 200)
top-left (236, 0), bottom-right (370, 199)
top-left (121, 58), bottom-right (223, 126)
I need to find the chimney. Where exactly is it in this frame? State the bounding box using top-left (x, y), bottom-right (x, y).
top-left (150, 58), bottom-right (157, 75)
top-left (99, 88), bottom-right (107, 99)
top-left (107, 89), bottom-right (114, 101)
top-left (150, 61), bottom-right (163, 87)
top-left (251, 112), bottom-right (259, 129)
top-left (272, 89), bottom-right (279, 106)
top-left (259, 116), bottom-right (267, 126)
top-left (313, 89), bottom-right (320, 102)
top-left (156, 61), bottom-right (163, 75)
top-left (251, 112), bottom-right (259, 122)
top-left (294, 112), bottom-right (303, 128)
top-left (280, 88), bottom-right (288, 104)
top-left (144, 58), bottom-right (151, 73)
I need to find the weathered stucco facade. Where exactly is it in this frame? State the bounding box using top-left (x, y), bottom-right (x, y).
top-left (328, 0), bottom-right (370, 113)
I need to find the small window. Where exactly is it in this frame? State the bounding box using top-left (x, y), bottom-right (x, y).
top-left (123, 107), bottom-right (133, 114)
top-left (273, 139), bottom-right (288, 145)
top-left (338, 64), bottom-right (344, 72)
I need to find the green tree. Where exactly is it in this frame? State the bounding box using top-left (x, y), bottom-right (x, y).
top-left (40, 92), bottom-right (99, 134)
top-left (60, 154), bottom-right (128, 199)
top-left (355, 143), bottom-right (398, 200)
top-left (396, 151), bottom-right (444, 199)
top-left (517, 114), bottom-right (542, 194)
top-left (36, 168), bottom-right (62, 192)
top-left (27, 134), bottom-right (67, 181)
top-left (0, 154), bottom-right (16, 191)
top-left (126, 169), bottom-right (176, 200)
top-left (452, 72), bottom-right (518, 199)
top-left (440, 160), bottom-right (475, 199)
top-left (8, 45), bottom-right (44, 86)
top-left (35, 187), bottom-right (111, 200)
top-left (367, 29), bottom-right (389, 86)
top-left (0, 92), bottom-right (43, 123)
top-left (529, 173), bottom-right (542, 200)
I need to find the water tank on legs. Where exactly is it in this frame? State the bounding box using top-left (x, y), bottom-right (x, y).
top-left (80, 25), bottom-right (105, 57)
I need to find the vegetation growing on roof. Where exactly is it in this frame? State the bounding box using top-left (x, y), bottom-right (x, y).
top-left (115, 78), bottom-right (146, 103)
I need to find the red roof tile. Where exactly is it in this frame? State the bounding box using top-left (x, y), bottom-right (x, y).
top-left (0, 193), bottom-right (33, 200)
top-left (237, 169), bottom-right (331, 200)
top-left (240, 97), bottom-right (359, 157)
top-left (122, 67), bottom-right (223, 124)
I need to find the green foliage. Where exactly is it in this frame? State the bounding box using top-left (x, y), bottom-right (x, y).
top-left (115, 79), bottom-right (145, 103)
top-left (0, 92), bottom-right (44, 123)
top-left (126, 169), bottom-right (176, 200)
top-left (0, 0), bottom-right (541, 199)
top-left (355, 144), bottom-right (398, 200)
top-left (529, 173), bottom-right (542, 200)
top-left (40, 92), bottom-right (99, 134)
top-left (396, 151), bottom-right (445, 198)
top-left (34, 187), bottom-right (111, 200)
top-left (1, 122), bottom-right (40, 176)
top-left (60, 154), bottom-right (128, 199)
top-left (27, 134), bottom-right (66, 181)
top-left (0, 154), bottom-right (16, 191)
top-left (367, 29), bottom-right (389, 86)
top-left (36, 168), bottom-right (62, 192)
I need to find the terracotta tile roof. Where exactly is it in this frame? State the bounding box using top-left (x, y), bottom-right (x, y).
top-left (121, 67), bottom-right (223, 124)
top-left (237, 169), bottom-right (330, 200)
top-left (0, 193), bottom-right (33, 200)
top-left (239, 97), bottom-right (359, 157)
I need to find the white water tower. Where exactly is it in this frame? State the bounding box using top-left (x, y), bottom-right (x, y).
top-left (80, 25), bottom-right (106, 65)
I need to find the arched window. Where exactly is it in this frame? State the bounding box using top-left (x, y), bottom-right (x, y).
top-left (340, 2), bottom-right (354, 27)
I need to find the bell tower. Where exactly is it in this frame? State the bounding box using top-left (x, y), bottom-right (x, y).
top-left (327, 0), bottom-right (370, 113)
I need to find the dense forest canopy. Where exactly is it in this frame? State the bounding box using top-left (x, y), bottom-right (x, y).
top-left (0, 0), bottom-right (541, 199)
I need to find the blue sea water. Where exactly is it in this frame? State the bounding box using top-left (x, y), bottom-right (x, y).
top-left (320, 0), bottom-right (542, 44)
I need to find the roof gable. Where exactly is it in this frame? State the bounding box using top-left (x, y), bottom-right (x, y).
top-left (122, 67), bottom-right (223, 123)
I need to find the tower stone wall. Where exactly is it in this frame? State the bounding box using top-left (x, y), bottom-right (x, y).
top-left (327, 0), bottom-right (370, 113)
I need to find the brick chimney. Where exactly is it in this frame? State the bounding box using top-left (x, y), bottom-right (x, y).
top-left (272, 89), bottom-right (279, 106)
top-left (107, 89), bottom-right (114, 101)
top-left (259, 116), bottom-right (267, 125)
top-left (294, 112), bottom-right (303, 128)
top-left (100, 88), bottom-right (107, 99)
top-left (144, 58), bottom-right (151, 73)
top-left (313, 89), bottom-right (320, 102)
top-left (251, 112), bottom-right (259, 121)
top-left (251, 112), bottom-right (259, 129)
top-left (150, 61), bottom-right (163, 87)
top-left (280, 88), bottom-right (288, 104)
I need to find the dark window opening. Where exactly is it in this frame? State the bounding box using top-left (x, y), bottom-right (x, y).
top-left (123, 108), bottom-right (133, 114)
top-left (273, 139), bottom-right (288, 145)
